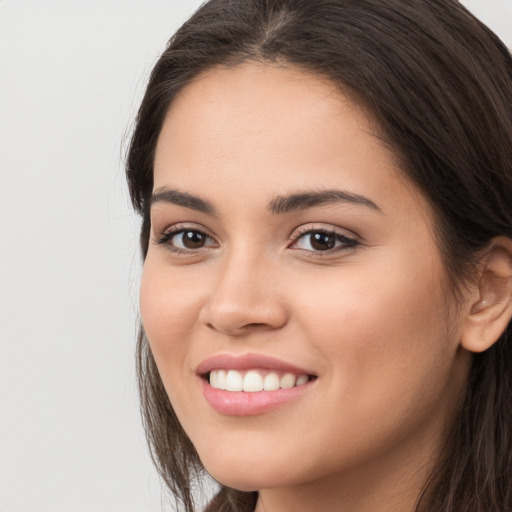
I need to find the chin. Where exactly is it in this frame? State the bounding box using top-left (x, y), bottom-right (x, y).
top-left (200, 451), bottom-right (302, 492)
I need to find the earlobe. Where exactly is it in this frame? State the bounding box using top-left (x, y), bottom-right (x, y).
top-left (461, 237), bottom-right (512, 353)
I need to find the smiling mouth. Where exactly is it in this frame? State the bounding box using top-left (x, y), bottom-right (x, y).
top-left (198, 356), bottom-right (318, 415)
top-left (205, 369), bottom-right (316, 392)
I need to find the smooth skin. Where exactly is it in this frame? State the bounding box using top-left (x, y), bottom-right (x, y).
top-left (140, 63), bottom-right (512, 512)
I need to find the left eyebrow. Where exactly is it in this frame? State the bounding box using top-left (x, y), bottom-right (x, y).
top-left (268, 189), bottom-right (381, 215)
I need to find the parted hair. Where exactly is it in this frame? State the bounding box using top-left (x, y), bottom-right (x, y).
top-left (125, 1), bottom-right (512, 510)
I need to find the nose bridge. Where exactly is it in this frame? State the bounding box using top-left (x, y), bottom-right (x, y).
top-left (200, 243), bottom-right (287, 334)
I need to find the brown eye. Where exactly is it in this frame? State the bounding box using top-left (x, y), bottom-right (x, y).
top-left (291, 229), bottom-right (359, 252)
top-left (310, 232), bottom-right (336, 251)
top-left (160, 229), bottom-right (216, 251)
top-left (180, 230), bottom-right (207, 249)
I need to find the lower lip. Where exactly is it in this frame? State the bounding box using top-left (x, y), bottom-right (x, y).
top-left (201, 378), bottom-right (314, 416)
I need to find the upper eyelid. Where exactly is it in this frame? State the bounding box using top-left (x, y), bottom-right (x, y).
top-left (289, 224), bottom-right (358, 240)
top-left (157, 222), bottom-right (216, 239)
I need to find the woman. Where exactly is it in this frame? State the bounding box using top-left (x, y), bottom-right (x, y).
top-left (126, 0), bottom-right (512, 510)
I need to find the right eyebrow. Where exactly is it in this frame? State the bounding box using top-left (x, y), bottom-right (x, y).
top-left (150, 187), bottom-right (218, 216)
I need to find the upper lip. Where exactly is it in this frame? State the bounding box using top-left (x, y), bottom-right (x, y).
top-left (196, 353), bottom-right (316, 377)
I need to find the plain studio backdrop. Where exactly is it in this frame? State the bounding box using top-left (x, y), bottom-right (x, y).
top-left (0, 1), bottom-right (510, 511)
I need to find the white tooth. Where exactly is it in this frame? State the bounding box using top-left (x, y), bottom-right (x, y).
top-left (243, 370), bottom-right (264, 392)
top-left (280, 373), bottom-right (296, 389)
top-left (263, 372), bottom-right (280, 391)
top-left (296, 375), bottom-right (309, 386)
top-left (226, 370), bottom-right (243, 391)
top-left (209, 371), bottom-right (219, 388)
top-left (217, 370), bottom-right (227, 390)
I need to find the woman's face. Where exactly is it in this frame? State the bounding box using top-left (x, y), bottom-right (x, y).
top-left (140, 63), bottom-right (471, 495)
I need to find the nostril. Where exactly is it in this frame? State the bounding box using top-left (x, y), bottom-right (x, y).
top-left (206, 321), bottom-right (277, 333)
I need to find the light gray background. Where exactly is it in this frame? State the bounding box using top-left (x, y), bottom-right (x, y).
top-left (0, 1), bottom-right (511, 511)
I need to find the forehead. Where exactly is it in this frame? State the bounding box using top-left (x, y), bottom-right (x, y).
top-left (153, 62), bottom-right (428, 220)
top-left (157, 62), bottom-right (372, 161)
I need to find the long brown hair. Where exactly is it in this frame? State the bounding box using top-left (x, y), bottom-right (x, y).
top-left (126, 1), bottom-right (512, 510)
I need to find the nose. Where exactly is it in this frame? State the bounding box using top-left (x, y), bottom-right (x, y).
top-left (199, 252), bottom-right (289, 336)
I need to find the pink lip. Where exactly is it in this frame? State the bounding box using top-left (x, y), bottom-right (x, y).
top-left (195, 353), bottom-right (314, 376)
top-left (200, 379), bottom-right (314, 416)
top-left (196, 353), bottom-right (317, 416)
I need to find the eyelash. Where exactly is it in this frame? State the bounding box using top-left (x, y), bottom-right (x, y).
top-left (155, 224), bottom-right (216, 255)
top-left (155, 224), bottom-right (360, 255)
top-left (288, 226), bottom-right (359, 254)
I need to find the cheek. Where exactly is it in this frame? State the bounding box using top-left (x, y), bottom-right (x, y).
top-left (263, 257), bottom-right (459, 477)
top-left (301, 246), bottom-right (447, 342)
top-left (139, 259), bottom-right (201, 368)
top-left (139, 259), bottom-right (209, 427)
top-left (290, 251), bottom-right (454, 408)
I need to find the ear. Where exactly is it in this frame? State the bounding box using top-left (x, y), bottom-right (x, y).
top-left (461, 237), bottom-right (512, 353)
